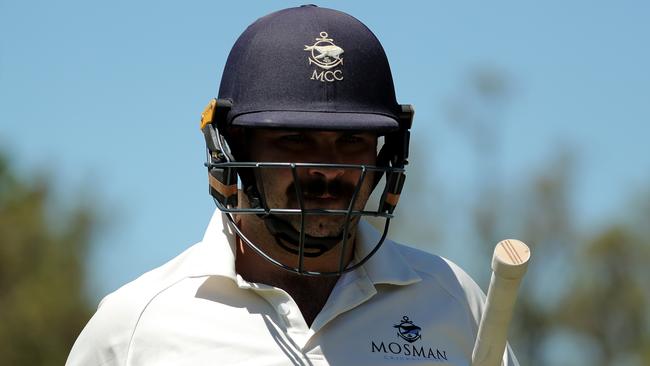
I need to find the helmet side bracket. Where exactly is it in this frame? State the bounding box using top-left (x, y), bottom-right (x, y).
top-left (201, 98), bottom-right (238, 207)
top-left (377, 103), bottom-right (414, 213)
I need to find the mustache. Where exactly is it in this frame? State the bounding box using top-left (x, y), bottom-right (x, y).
top-left (285, 177), bottom-right (357, 200)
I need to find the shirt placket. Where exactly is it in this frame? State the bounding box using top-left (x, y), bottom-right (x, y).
top-left (236, 276), bottom-right (313, 357)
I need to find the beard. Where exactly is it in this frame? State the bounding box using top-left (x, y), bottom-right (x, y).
top-left (293, 215), bottom-right (350, 238)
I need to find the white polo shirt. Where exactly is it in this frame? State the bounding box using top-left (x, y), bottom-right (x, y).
top-left (67, 211), bottom-right (519, 365)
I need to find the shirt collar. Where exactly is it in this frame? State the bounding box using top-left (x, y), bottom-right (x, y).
top-left (186, 210), bottom-right (238, 279)
top-left (354, 219), bottom-right (421, 286)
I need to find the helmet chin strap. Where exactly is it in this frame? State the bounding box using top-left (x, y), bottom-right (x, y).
top-left (262, 214), bottom-right (347, 258)
top-left (241, 175), bottom-right (352, 258)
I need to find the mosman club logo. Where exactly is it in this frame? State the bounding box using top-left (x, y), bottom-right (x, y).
top-left (370, 315), bottom-right (448, 361)
top-left (394, 316), bottom-right (422, 343)
top-left (304, 32), bottom-right (344, 82)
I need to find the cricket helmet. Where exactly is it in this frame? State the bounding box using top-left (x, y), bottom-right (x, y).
top-left (200, 5), bottom-right (414, 275)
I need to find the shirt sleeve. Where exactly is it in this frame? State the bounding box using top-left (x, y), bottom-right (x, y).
top-left (65, 293), bottom-right (133, 366)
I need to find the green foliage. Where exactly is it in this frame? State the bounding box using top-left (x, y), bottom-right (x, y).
top-left (439, 69), bottom-right (650, 365)
top-left (557, 225), bottom-right (650, 364)
top-left (0, 152), bottom-right (94, 365)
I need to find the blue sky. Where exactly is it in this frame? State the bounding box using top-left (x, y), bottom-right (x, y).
top-left (1, 0), bottom-right (649, 299)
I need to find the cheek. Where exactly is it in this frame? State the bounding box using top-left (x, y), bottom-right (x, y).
top-left (354, 146), bottom-right (378, 165)
top-left (258, 168), bottom-right (293, 194)
top-left (343, 169), bottom-right (376, 193)
top-left (348, 149), bottom-right (379, 179)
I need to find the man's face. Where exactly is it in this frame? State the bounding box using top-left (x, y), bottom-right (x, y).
top-left (246, 129), bottom-right (378, 239)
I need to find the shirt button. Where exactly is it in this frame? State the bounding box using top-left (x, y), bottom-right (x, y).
top-left (279, 303), bottom-right (291, 316)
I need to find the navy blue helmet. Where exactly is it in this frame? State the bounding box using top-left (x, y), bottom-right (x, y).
top-left (200, 5), bottom-right (413, 276)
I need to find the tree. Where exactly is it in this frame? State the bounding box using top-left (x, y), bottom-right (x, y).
top-left (440, 67), bottom-right (650, 365)
top-left (0, 151), bottom-right (94, 365)
top-left (556, 220), bottom-right (650, 365)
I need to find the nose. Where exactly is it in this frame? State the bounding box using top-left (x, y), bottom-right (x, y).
top-left (307, 165), bottom-right (345, 181)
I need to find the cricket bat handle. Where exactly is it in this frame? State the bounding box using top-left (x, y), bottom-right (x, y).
top-left (471, 239), bottom-right (531, 366)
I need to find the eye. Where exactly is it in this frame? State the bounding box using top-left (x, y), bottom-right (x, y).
top-left (339, 133), bottom-right (377, 147)
top-left (339, 133), bottom-right (364, 144)
top-left (279, 133), bottom-right (307, 144)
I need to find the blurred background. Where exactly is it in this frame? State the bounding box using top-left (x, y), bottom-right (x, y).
top-left (1, 0), bottom-right (649, 365)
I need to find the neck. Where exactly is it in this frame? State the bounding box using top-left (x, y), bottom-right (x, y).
top-left (235, 235), bottom-right (342, 327)
top-left (234, 215), bottom-right (356, 326)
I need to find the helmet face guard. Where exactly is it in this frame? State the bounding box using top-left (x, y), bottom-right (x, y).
top-left (200, 99), bottom-right (413, 276)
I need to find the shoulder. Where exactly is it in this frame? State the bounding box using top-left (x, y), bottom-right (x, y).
top-left (66, 242), bottom-right (205, 366)
top-left (394, 243), bottom-right (520, 365)
top-left (99, 239), bottom-right (208, 314)
top-left (390, 242), bottom-right (487, 321)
